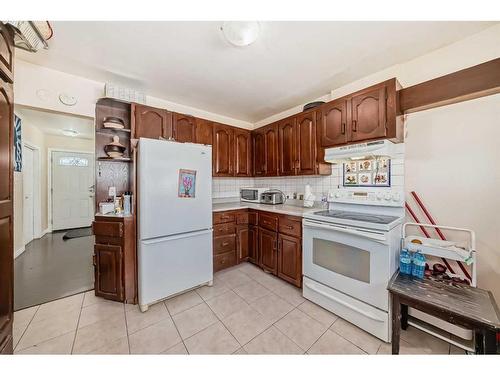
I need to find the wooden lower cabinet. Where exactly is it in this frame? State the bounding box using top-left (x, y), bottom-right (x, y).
top-left (92, 215), bottom-right (137, 304)
top-left (259, 228), bottom-right (278, 273)
top-left (277, 234), bottom-right (302, 287)
top-left (215, 209), bottom-right (302, 287)
top-left (94, 244), bottom-right (123, 301)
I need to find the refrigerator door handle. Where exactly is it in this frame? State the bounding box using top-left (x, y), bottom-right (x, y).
top-left (142, 228), bottom-right (213, 245)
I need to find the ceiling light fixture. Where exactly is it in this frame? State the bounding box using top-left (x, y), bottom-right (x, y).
top-left (220, 21), bottom-right (260, 47)
top-left (62, 129), bottom-right (79, 137)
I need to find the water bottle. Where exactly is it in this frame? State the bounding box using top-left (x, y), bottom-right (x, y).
top-left (412, 251), bottom-right (426, 279)
top-left (399, 249), bottom-right (412, 275)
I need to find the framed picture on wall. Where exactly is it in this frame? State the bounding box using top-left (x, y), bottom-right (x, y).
top-left (343, 158), bottom-right (391, 187)
top-left (13, 115), bottom-right (22, 172)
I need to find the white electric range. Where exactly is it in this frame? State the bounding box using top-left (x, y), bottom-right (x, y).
top-left (302, 188), bottom-right (404, 342)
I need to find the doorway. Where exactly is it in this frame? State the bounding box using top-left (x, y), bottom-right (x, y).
top-left (50, 150), bottom-right (94, 231)
top-left (13, 106), bottom-right (95, 311)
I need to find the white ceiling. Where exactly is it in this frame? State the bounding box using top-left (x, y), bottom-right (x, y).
top-left (15, 106), bottom-right (94, 139)
top-left (17, 21), bottom-right (497, 123)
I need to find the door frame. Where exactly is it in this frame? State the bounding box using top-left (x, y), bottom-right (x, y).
top-left (47, 148), bottom-right (94, 232)
top-left (21, 142), bottom-right (42, 244)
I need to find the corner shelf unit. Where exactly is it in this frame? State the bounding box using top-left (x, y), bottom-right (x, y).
top-left (95, 98), bottom-right (134, 210)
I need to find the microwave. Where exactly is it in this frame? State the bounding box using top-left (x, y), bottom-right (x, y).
top-left (240, 187), bottom-right (268, 203)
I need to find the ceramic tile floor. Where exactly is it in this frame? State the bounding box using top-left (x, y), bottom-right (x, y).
top-left (13, 263), bottom-right (466, 354)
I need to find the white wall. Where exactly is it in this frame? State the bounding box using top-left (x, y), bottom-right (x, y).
top-left (14, 60), bottom-right (254, 130)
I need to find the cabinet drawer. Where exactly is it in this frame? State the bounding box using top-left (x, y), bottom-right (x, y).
top-left (259, 212), bottom-right (278, 232)
top-left (279, 216), bottom-right (302, 238)
top-left (214, 251), bottom-right (237, 272)
top-left (92, 221), bottom-right (123, 238)
top-left (213, 211), bottom-right (236, 224)
top-left (213, 223), bottom-right (235, 237)
top-left (248, 211), bottom-right (258, 226)
top-left (236, 211), bottom-right (249, 225)
top-left (213, 234), bottom-right (236, 255)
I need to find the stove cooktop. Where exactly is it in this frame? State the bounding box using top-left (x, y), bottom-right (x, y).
top-left (312, 210), bottom-right (400, 225)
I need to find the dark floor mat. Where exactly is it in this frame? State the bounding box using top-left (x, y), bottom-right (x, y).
top-left (63, 227), bottom-right (93, 240)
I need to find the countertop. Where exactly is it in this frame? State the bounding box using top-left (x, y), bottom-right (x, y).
top-left (212, 199), bottom-right (321, 217)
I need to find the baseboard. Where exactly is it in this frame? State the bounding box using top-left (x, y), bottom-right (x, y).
top-left (37, 228), bottom-right (51, 239)
top-left (14, 245), bottom-right (26, 259)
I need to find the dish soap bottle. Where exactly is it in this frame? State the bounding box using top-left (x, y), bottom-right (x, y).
top-left (412, 251), bottom-right (426, 279)
top-left (399, 249), bottom-right (412, 275)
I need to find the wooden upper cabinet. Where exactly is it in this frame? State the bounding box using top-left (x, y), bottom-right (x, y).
top-left (213, 123), bottom-right (233, 177)
top-left (350, 85), bottom-right (387, 142)
top-left (172, 113), bottom-right (196, 143)
top-left (295, 111), bottom-right (317, 175)
top-left (320, 99), bottom-right (348, 147)
top-left (264, 124), bottom-right (279, 176)
top-left (278, 117), bottom-right (296, 176)
top-left (132, 103), bottom-right (172, 140)
top-left (195, 118), bottom-right (213, 145)
top-left (252, 129), bottom-right (266, 177)
top-left (233, 128), bottom-right (252, 177)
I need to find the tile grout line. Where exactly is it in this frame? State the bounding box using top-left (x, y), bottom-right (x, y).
top-left (164, 301), bottom-right (190, 354)
top-left (70, 293), bottom-right (85, 354)
top-left (203, 296), bottom-right (244, 352)
top-left (123, 303), bottom-right (131, 354)
top-left (304, 320), bottom-right (342, 354)
top-left (13, 304), bottom-right (41, 353)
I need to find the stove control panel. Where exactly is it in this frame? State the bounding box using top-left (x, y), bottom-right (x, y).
top-left (328, 189), bottom-right (404, 207)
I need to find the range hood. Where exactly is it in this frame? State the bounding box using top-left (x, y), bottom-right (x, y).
top-left (324, 140), bottom-right (397, 164)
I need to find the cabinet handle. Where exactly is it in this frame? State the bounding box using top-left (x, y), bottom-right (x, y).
top-left (92, 254), bottom-right (96, 266)
top-left (341, 122), bottom-right (346, 134)
top-left (352, 120), bottom-right (357, 132)
top-left (285, 225), bottom-right (294, 230)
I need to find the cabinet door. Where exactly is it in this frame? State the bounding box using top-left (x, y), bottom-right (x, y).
top-left (259, 228), bottom-right (277, 274)
top-left (195, 118), bottom-right (213, 145)
top-left (94, 244), bottom-right (123, 302)
top-left (248, 226), bottom-right (258, 265)
top-left (350, 86), bottom-right (387, 142)
top-left (320, 99), bottom-right (348, 147)
top-left (212, 123), bottom-right (233, 176)
top-left (234, 128), bottom-right (252, 177)
top-left (132, 104), bottom-right (172, 139)
top-left (252, 130), bottom-right (266, 176)
top-left (295, 111), bottom-right (317, 175)
top-left (0, 26), bottom-right (14, 354)
top-left (236, 225), bottom-right (249, 263)
top-left (264, 124), bottom-right (279, 176)
top-left (278, 117), bottom-right (296, 176)
top-left (173, 113), bottom-right (196, 143)
top-left (278, 234), bottom-right (302, 287)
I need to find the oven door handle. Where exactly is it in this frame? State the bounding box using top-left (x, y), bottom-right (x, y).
top-left (303, 220), bottom-right (388, 243)
top-left (304, 280), bottom-right (385, 323)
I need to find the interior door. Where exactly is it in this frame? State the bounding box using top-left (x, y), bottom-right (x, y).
top-left (22, 145), bottom-right (34, 244)
top-left (52, 151), bottom-right (94, 230)
top-left (0, 22), bottom-right (14, 355)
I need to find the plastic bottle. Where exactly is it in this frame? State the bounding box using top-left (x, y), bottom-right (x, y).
top-left (399, 248), bottom-right (412, 275)
top-left (412, 251), bottom-right (426, 279)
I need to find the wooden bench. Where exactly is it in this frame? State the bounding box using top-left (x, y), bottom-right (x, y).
top-left (388, 272), bottom-right (500, 354)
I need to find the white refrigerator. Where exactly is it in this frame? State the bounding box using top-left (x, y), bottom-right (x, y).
top-left (137, 138), bottom-right (213, 312)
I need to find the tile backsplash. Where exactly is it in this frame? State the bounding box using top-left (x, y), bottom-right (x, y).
top-left (212, 144), bottom-right (404, 201)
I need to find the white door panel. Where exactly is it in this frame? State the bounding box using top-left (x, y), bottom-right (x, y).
top-left (52, 151), bottom-right (94, 230)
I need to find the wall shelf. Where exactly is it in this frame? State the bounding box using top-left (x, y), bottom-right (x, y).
top-left (97, 157), bottom-right (132, 162)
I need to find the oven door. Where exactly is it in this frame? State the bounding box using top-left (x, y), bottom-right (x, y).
top-left (303, 219), bottom-right (391, 311)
